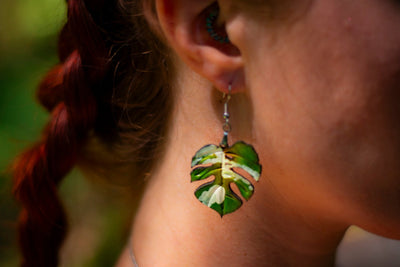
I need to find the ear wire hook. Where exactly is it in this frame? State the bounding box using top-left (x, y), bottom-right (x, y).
top-left (222, 84), bottom-right (232, 105)
top-left (221, 85), bottom-right (232, 147)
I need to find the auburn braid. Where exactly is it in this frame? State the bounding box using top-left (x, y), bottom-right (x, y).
top-left (13, 0), bottom-right (172, 265)
top-left (12, 0), bottom-right (103, 266)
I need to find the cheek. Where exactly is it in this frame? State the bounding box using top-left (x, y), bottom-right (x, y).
top-left (247, 0), bottom-right (400, 235)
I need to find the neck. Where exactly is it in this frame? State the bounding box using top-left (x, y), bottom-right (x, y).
top-left (130, 75), bottom-right (346, 266)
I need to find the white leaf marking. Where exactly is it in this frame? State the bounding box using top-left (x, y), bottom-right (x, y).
top-left (199, 185), bottom-right (226, 207)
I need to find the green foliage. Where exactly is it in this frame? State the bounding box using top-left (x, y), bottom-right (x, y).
top-left (191, 141), bottom-right (262, 216)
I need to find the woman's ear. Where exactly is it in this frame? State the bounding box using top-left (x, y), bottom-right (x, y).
top-left (155, 0), bottom-right (245, 93)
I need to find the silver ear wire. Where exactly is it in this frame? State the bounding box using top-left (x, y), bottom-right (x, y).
top-left (220, 84), bottom-right (232, 147)
top-left (222, 84), bottom-right (232, 135)
top-left (206, 9), bottom-right (230, 44)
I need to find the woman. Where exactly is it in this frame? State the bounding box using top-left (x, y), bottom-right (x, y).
top-left (12, 0), bottom-right (400, 266)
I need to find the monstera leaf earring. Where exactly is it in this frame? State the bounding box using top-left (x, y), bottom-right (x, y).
top-left (191, 85), bottom-right (262, 217)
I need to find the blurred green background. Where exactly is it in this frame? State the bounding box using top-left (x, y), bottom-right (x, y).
top-left (0, 1), bottom-right (132, 266)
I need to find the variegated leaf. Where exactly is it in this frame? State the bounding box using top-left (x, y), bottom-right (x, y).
top-left (191, 141), bottom-right (262, 216)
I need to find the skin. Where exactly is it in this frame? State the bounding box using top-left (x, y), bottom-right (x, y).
top-left (117, 0), bottom-right (400, 266)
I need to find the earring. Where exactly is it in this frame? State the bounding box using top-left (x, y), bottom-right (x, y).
top-left (191, 85), bottom-right (262, 217)
top-left (206, 9), bottom-right (230, 44)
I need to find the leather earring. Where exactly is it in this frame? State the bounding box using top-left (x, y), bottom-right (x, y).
top-left (190, 85), bottom-right (262, 217)
top-left (206, 9), bottom-right (230, 44)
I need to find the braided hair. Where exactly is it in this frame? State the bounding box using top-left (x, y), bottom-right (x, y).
top-left (12, 0), bottom-right (172, 266)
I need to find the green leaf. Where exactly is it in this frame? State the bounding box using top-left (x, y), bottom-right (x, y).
top-left (191, 141), bottom-right (262, 216)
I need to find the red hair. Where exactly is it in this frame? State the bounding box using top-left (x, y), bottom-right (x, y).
top-left (12, 0), bottom-right (172, 266)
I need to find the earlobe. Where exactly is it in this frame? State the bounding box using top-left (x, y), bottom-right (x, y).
top-left (156, 0), bottom-right (245, 93)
